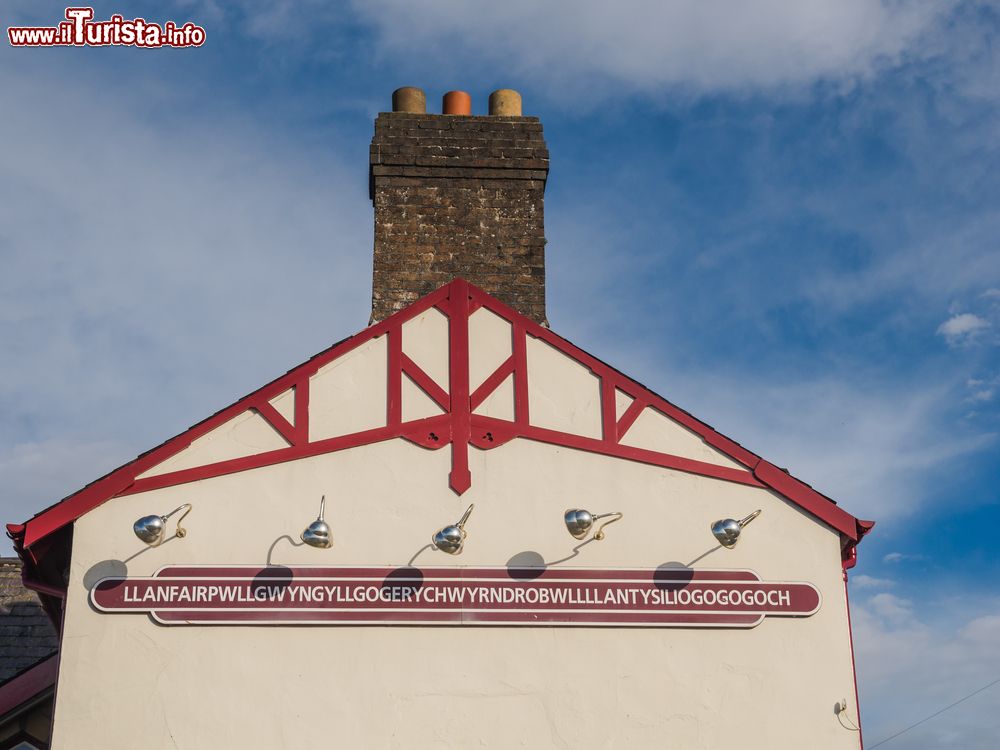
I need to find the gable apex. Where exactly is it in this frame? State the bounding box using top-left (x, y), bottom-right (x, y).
top-left (9, 279), bottom-right (872, 579)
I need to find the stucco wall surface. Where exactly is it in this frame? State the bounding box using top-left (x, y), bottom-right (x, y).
top-left (53, 438), bottom-right (859, 749)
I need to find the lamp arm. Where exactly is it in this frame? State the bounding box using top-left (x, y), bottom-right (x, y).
top-left (592, 512), bottom-right (624, 541)
top-left (164, 503), bottom-right (193, 539)
top-left (456, 503), bottom-right (475, 530)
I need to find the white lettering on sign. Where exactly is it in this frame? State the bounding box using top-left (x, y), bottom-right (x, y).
top-left (92, 567), bottom-right (821, 628)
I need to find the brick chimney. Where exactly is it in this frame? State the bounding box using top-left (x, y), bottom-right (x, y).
top-left (369, 87), bottom-right (549, 324)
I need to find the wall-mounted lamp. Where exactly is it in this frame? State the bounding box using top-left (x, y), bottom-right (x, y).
top-left (432, 504), bottom-right (475, 555)
top-left (564, 508), bottom-right (624, 542)
top-left (711, 509), bottom-right (762, 548)
top-left (301, 495), bottom-right (333, 549)
top-left (133, 503), bottom-right (192, 547)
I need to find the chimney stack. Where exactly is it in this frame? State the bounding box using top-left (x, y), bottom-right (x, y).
top-left (369, 87), bottom-right (549, 324)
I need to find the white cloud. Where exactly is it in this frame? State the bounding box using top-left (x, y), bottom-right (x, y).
top-left (966, 375), bottom-right (1000, 405)
top-left (851, 574), bottom-right (895, 589)
top-left (0, 53), bottom-right (372, 553)
top-left (350, 0), bottom-right (947, 97)
top-left (882, 552), bottom-right (929, 564)
top-left (0, 439), bottom-right (132, 525)
top-left (646, 372), bottom-right (993, 523)
top-left (938, 313), bottom-right (991, 346)
top-left (853, 592), bottom-right (1000, 748)
top-left (869, 591), bottom-right (913, 624)
top-left (884, 552), bottom-right (912, 564)
top-left (546, 205), bottom-right (997, 524)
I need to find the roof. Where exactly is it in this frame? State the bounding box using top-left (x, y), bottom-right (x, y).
top-left (0, 652), bottom-right (57, 726)
top-left (0, 559), bottom-right (58, 682)
top-left (8, 279), bottom-right (873, 595)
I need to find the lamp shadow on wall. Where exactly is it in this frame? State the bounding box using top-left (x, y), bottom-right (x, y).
top-left (651, 545), bottom-right (725, 591)
top-left (266, 534), bottom-right (305, 566)
top-left (83, 559), bottom-right (129, 594)
top-left (82, 532), bottom-right (197, 613)
top-left (503, 542), bottom-right (726, 585)
top-left (505, 540), bottom-right (597, 581)
top-left (82, 533), bottom-right (186, 595)
top-left (684, 544), bottom-right (725, 568)
top-left (254, 534), bottom-right (308, 594)
top-left (81, 554), bottom-right (137, 615)
top-left (381, 566), bottom-right (425, 600)
top-left (406, 543), bottom-right (435, 566)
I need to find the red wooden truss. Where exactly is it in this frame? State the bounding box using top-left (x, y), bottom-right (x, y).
top-left (9, 279), bottom-right (872, 568)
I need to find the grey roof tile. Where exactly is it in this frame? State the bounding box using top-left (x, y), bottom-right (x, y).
top-left (0, 557), bottom-right (58, 683)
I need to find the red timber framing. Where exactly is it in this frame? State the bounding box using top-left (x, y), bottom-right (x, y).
top-left (8, 279), bottom-right (872, 575)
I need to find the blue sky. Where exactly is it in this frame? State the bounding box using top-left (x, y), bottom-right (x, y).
top-left (2, 1), bottom-right (999, 746)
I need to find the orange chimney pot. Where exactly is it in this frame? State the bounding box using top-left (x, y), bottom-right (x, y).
top-left (442, 90), bottom-right (472, 115)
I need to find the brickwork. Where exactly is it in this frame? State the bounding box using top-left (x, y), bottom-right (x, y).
top-left (370, 113), bottom-right (549, 324)
top-left (0, 558), bottom-right (58, 682)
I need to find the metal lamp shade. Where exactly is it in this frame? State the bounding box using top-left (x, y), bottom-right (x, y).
top-left (133, 503), bottom-right (192, 547)
top-left (564, 508), bottom-right (623, 541)
top-left (133, 515), bottom-right (167, 546)
top-left (432, 504), bottom-right (475, 555)
top-left (711, 509), bottom-right (762, 549)
top-left (301, 496), bottom-right (333, 549)
top-left (564, 509), bottom-right (595, 540)
top-left (432, 524), bottom-right (467, 554)
top-left (301, 519), bottom-right (333, 548)
top-left (711, 518), bottom-right (743, 548)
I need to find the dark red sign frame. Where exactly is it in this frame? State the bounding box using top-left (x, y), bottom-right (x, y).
top-left (91, 566), bottom-right (821, 628)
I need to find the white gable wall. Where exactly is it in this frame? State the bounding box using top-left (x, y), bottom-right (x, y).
top-left (48, 316), bottom-right (861, 749)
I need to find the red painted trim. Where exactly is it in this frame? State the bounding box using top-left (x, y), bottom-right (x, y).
top-left (754, 460), bottom-right (862, 541)
top-left (400, 354), bottom-right (449, 411)
top-left (293, 379), bottom-right (310, 445)
top-left (387, 329), bottom-right (402, 426)
top-left (512, 321), bottom-right (529, 426)
top-left (0, 654), bottom-right (57, 720)
top-left (252, 402), bottom-right (296, 446)
top-left (448, 279), bottom-right (472, 494)
top-left (122, 416), bottom-right (453, 496)
top-left (600, 377), bottom-right (616, 443)
top-left (842, 543), bottom-right (858, 571)
top-left (700, 430), bottom-right (761, 470)
top-left (16, 278), bottom-right (870, 555)
top-left (471, 415), bottom-right (764, 487)
top-left (470, 356), bottom-right (515, 410)
top-left (401, 414), bottom-right (452, 449)
top-left (844, 573), bottom-right (865, 748)
top-left (615, 397), bottom-right (647, 441)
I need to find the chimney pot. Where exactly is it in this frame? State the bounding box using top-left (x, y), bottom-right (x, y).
top-left (392, 87), bottom-right (426, 113)
top-left (442, 90), bottom-right (472, 115)
top-left (489, 89), bottom-right (522, 116)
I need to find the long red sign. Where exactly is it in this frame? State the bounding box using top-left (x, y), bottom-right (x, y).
top-left (91, 566), bottom-right (820, 628)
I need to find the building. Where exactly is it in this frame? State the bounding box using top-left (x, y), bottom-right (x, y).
top-left (0, 558), bottom-right (58, 749)
top-left (7, 88), bottom-right (873, 748)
